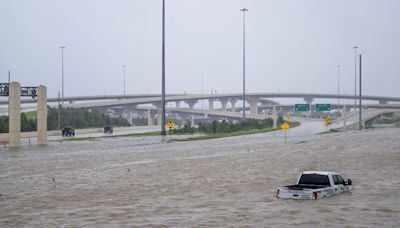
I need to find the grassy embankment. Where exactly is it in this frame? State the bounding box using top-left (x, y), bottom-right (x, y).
top-left (60, 121), bottom-right (301, 142)
top-left (171, 121), bottom-right (300, 142)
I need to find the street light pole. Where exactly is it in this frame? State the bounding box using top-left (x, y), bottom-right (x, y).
top-left (122, 65), bottom-right (126, 96)
top-left (57, 91), bottom-right (61, 130)
top-left (359, 54), bottom-right (362, 130)
top-left (353, 46), bottom-right (358, 111)
top-left (201, 73), bottom-right (204, 109)
top-left (161, 0), bottom-right (166, 136)
top-left (240, 8), bottom-right (248, 120)
top-left (60, 46), bottom-right (66, 104)
top-left (337, 65), bottom-right (340, 105)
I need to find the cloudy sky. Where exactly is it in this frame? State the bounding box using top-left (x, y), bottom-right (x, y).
top-left (0, 0), bottom-right (399, 99)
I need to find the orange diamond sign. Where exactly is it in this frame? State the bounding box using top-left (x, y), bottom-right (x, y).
top-left (281, 122), bottom-right (290, 132)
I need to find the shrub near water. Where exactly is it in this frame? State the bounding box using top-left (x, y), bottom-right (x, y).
top-left (172, 117), bottom-right (283, 135)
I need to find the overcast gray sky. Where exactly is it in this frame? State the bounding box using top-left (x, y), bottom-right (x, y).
top-left (1, 0), bottom-right (399, 99)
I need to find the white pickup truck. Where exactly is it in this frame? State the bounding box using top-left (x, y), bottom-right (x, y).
top-left (277, 171), bottom-right (352, 200)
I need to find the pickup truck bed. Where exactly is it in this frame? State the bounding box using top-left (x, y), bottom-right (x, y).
top-left (285, 184), bottom-right (330, 190)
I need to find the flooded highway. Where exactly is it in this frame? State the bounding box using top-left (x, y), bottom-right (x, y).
top-left (0, 123), bottom-right (399, 227)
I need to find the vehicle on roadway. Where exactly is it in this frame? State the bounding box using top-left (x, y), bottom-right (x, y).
top-left (62, 126), bottom-right (75, 137)
top-left (277, 171), bottom-right (352, 200)
top-left (104, 125), bottom-right (113, 134)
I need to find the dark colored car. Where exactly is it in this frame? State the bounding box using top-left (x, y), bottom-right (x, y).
top-left (104, 126), bottom-right (113, 134)
top-left (62, 126), bottom-right (75, 136)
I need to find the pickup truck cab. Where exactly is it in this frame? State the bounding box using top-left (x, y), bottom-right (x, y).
top-left (277, 171), bottom-right (352, 200)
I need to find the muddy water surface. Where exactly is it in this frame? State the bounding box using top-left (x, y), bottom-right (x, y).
top-left (1, 125), bottom-right (399, 227)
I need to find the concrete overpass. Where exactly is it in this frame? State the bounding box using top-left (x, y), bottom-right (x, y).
top-left (2, 92), bottom-right (400, 106)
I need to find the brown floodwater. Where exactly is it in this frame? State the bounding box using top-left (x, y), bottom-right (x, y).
top-left (0, 124), bottom-right (399, 227)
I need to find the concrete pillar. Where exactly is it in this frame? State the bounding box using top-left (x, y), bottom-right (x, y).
top-left (304, 97), bottom-right (314, 118)
top-left (185, 100), bottom-right (197, 110)
top-left (147, 109), bottom-right (154, 126)
top-left (8, 82), bottom-right (21, 148)
top-left (191, 114), bottom-right (195, 127)
top-left (37, 86), bottom-right (47, 146)
top-left (157, 112), bottom-right (162, 126)
top-left (176, 101), bottom-right (181, 108)
top-left (249, 98), bottom-right (258, 115)
top-left (125, 108), bottom-right (133, 125)
top-left (341, 105), bottom-right (347, 117)
top-left (272, 105), bottom-right (277, 128)
top-left (230, 98), bottom-right (238, 112)
top-left (219, 98), bottom-right (229, 112)
top-left (208, 99), bottom-right (214, 110)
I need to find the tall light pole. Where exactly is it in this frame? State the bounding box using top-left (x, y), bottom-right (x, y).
top-left (60, 46), bottom-right (66, 104)
top-left (359, 54), bottom-right (362, 130)
top-left (122, 65), bottom-right (126, 96)
top-left (240, 8), bottom-right (248, 120)
top-left (337, 65), bottom-right (340, 105)
top-left (353, 46), bottom-right (358, 111)
top-left (201, 73), bottom-right (204, 109)
top-left (161, 0), bottom-right (166, 136)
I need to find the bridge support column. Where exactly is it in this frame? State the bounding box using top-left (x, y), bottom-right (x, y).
top-left (208, 99), bottom-right (214, 110)
top-left (176, 101), bottom-right (181, 108)
top-left (185, 100), bottom-right (197, 110)
top-left (304, 97), bottom-right (314, 117)
top-left (37, 85), bottom-right (47, 146)
top-left (191, 114), bottom-right (195, 127)
top-left (341, 105), bottom-right (347, 117)
top-left (124, 107), bottom-right (133, 125)
top-left (230, 98), bottom-right (238, 112)
top-left (9, 82), bottom-right (21, 148)
top-left (219, 98), bottom-right (229, 112)
top-left (272, 106), bottom-right (277, 129)
top-left (249, 98), bottom-right (258, 115)
top-left (147, 109), bottom-right (155, 126)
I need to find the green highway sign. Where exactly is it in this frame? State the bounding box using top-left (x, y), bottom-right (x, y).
top-left (294, 104), bottom-right (310, 111)
top-left (316, 104), bottom-right (331, 111)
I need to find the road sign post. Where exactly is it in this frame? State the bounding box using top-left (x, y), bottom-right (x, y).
top-left (166, 121), bottom-right (175, 140)
top-left (325, 115), bottom-right (331, 126)
top-left (281, 122), bottom-right (290, 142)
top-left (294, 104), bottom-right (310, 112)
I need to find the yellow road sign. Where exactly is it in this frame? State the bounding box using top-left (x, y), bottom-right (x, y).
top-left (325, 116), bottom-right (331, 126)
top-left (167, 121), bottom-right (175, 129)
top-left (281, 122), bottom-right (290, 131)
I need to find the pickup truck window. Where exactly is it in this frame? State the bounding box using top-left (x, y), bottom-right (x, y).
top-left (333, 175), bottom-right (345, 185)
top-left (336, 175), bottom-right (345, 185)
top-left (298, 174), bottom-right (330, 186)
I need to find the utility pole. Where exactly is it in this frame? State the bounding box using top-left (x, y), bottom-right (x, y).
top-left (359, 54), bottom-right (362, 130)
top-left (161, 0), bottom-right (166, 136)
top-left (201, 73), bottom-right (204, 109)
top-left (122, 65), bottom-right (126, 96)
top-left (337, 65), bottom-right (340, 105)
top-left (353, 46), bottom-right (358, 111)
top-left (8, 70), bottom-right (10, 84)
top-left (60, 46), bottom-right (66, 104)
top-left (240, 8), bottom-right (248, 120)
top-left (58, 91), bottom-right (61, 130)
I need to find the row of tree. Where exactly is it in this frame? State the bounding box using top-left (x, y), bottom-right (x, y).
top-left (0, 107), bottom-right (131, 133)
top-left (172, 116), bottom-right (284, 134)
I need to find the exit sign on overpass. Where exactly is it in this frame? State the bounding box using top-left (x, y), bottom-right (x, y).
top-left (294, 104), bottom-right (310, 111)
top-left (316, 104), bottom-right (331, 111)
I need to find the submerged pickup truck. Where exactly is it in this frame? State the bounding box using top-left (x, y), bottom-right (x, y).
top-left (277, 171), bottom-right (352, 200)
